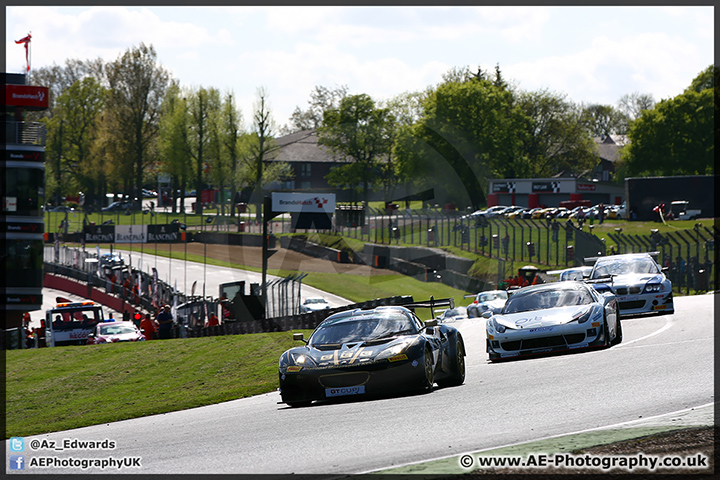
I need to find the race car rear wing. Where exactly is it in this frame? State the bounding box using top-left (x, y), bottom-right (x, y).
top-left (402, 296), bottom-right (455, 319)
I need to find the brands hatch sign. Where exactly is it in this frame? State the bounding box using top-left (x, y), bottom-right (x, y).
top-left (271, 192), bottom-right (336, 213)
top-left (5, 85), bottom-right (49, 109)
top-left (83, 224), bottom-right (180, 243)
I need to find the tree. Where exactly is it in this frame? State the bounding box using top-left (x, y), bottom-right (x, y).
top-left (617, 92), bottom-right (655, 122)
top-left (622, 67), bottom-right (714, 176)
top-left (319, 94), bottom-right (396, 206)
top-left (283, 84), bottom-right (349, 134)
top-left (186, 86), bottom-right (221, 214)
top-left (395, 76), bottom-right (526, 209)
top-left (217, 92), bottom-right (245, 217)
top-left (249, 88), bottom-right (288, 220)
top-left (582, 103), bottom-right (627, 136)
top-left (105, 43), bottom-right (170, 208)
top-left (158, 82), bottom-right (192, 213)
top-left (520, 91), bottom-right (598, 177)
top-left (51, 77), bottom-right (107, 208)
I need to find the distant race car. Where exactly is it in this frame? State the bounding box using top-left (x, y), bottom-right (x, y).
top-left (485, 282), bottom-right (621, 361)
top-left (86, 321), bottom-right (146, 345)
top-left (437, 306), bottom-right (469, 323)
top-left (547, 266), bottom-right (593, 282)
top-left (467, 290), bottom-right (508, 315)
top-left (587, 253), bottom-right (674, 316)
top-left (278, 300), bottom-right (466, 407)
top-left (299, 297), bottom-right (331, 313)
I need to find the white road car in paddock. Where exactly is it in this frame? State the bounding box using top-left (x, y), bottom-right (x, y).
top-left (587, 253), bottom-right (674, 316)
top-left (485, 282), bottom-right (621, 361)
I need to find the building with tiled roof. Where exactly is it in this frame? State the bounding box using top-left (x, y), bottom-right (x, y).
top-left (265, 129), bottom-right (349, 191)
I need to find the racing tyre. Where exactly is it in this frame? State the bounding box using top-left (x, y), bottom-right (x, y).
top-left (437, 337), bottom-right (465, 388)
top-left (602, 320), bottom-right (611, 348)
top-left (419, 347), bottom-right (434, 392)
top-left (612, 310), bottom-right (623, 346)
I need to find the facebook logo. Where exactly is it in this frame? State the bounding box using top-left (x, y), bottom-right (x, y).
top-left (9, 455), bottom-right (25, 470)
top-left (9, 437), bottom-right (24, 452)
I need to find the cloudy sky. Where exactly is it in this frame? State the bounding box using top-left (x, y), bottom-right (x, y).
top-left (5, 6), bottom-right (714, 129)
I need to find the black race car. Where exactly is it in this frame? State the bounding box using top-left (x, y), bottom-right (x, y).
top-left (278, 299), bottom-right (466, 407)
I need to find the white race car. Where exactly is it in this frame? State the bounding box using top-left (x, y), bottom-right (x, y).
top-left (587, 253), bottom-right (674, 316)
top-left (547, 266), bottom-right (593, 282)
top-left (467, 290), bottom-right (508, 316)
top-left (485, 282), bottom-right (621, 361)
top-left (300, 297), bottom-right (331, 314)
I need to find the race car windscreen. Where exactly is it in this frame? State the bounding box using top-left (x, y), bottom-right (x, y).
top-left (591, 258), bottom-right (659, 278)
top-left (51, 307), bottom-right (103, 329)
top-left (442, 307), bottom-right (467, 318)
top-left (478, 291), bottom-right (508, 302)
top-left (310, 313), bottom-right (417, 346)
top-left (503, 288), bottom-right (593, 314)
top-left (99, 324), bottom-right (137, 336)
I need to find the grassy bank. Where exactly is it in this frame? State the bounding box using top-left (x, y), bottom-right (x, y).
top-left (6, 332), bottom-right (311, 438)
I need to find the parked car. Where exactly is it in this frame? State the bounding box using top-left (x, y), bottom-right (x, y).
top-left (102, 201), bottom-right (131, 212)
top-left (46, 205), bottom-right (75, 212)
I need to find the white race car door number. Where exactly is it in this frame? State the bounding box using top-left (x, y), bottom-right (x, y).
top-left (325, 386), bottom-right (365, 397)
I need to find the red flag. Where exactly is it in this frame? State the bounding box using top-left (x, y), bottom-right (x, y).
top-left (15, 33), bottom-right (31, 72)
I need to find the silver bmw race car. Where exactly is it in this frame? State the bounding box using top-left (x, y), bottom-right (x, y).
top-left (587, 253), bottom-right (674, 316)
top-left (485, 282), bottom-right (621, 361)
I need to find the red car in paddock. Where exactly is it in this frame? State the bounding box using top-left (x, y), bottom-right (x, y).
top-left (86, 321), bottom-right (146, 345)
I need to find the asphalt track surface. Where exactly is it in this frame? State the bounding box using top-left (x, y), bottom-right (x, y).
top-left (10, 293), bottom-right (713, 475)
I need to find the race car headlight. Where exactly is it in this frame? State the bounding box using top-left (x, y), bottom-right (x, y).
top-left (290, 352), bottom-right (317, 366)
top-left (571, 306), bottom-right (593, 324)
top-left (644, 283), bottom-right (664, 293)
top-left (491, 318), bottom-right (506, 333)
top-left (592, 283), bottom-right (612, 293)
top-left (377, 340), bottom-right (414, 360)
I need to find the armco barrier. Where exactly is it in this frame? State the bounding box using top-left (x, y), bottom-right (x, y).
top-left (44, 273), bottom-right (136, 316)
top-left (185, 295), bottom-right (415, 337)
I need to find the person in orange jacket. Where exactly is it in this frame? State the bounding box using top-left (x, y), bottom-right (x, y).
top-left (205, 313), bottom-right (220, 328)
top-left (140, 313), bottom-right (157, 340)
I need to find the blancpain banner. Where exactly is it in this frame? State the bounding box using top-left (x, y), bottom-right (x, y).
top-left (115, 225), bottom-right (147, 243)
top-left (272, 192), bottom-right (336, 213)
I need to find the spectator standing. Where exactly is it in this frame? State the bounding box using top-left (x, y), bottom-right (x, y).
top-left (141, 313), bottom-right (157, 340)
top-left (156, 305), bottom-right (174, 340)
top-left (205, 312), bottom-right (220, 328)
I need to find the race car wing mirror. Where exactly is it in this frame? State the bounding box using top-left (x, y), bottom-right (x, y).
top-left (292, 332), bottom-right (308, 344)
top-left (482, 311), bottom-right (493, 319)
top-left (424, 319), bottom-right (438, 333)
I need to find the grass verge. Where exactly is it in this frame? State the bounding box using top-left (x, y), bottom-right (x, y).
top-left (6, 331), bottom-right (312, 438)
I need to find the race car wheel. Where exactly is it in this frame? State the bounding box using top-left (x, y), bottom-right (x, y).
top-left (612, 310), bottom-right (623, 346)
top-left (437, 338), bottom-right (465, 388)
top-left (420, 347), bottom-right (435, 392)
top-left (602, 320), bottom-right (611, 348)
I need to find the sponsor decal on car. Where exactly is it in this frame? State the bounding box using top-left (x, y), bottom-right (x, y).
top-left (591, 322), bottom-right (600, 327)
top-left (325, 386), bottom-right (365, 397)
top-left (286, 366), bottom-right (303, 372)
top-left (528, 326), bottom-right (554, 333)
top-left (653, 305), bottom-right (667, 310)
top-left (387, 354), bottom-right (408, 362)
